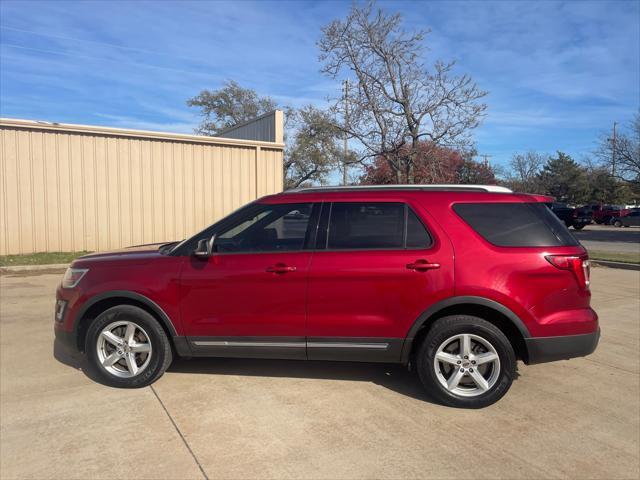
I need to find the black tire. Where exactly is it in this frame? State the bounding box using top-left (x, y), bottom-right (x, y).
top-left (416, 315), bottom-right (516, 408)
top-left (613, 220), bottom-right (623, 228)
top-left (573, 224), bottom-right (585, 230)
top-left (85, 305), bottom-right (173, 388)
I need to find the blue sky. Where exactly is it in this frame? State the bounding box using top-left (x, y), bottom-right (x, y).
top-left (1, 0), bottom-right (638, 172)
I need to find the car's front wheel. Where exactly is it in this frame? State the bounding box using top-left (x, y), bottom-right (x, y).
top-left (86, 305), bottom-right (173, 388)
top-left (416, 315), bottom-right (516, 408)
top-left (613, 220), bottom-right (623, 227)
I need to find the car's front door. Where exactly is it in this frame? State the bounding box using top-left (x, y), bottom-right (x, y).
top-left (305, 200), bottom-right (454, 362)
top-left (180, 202), bottom-right (318, 359)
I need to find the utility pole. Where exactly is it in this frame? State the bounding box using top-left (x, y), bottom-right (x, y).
top-left (480, 154), bottom-right (492, 165)
top-left (343, 79), bottom-right (349, 186)
top-left (610, 121), bottom-right (617, 177)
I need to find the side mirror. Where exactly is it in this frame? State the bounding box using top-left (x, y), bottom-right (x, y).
top-left (194, 234), bottom-right (216, 258)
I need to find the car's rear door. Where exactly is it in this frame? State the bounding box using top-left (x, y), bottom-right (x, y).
top-left (305, 199), bottom-right (454, 362)
top-left (179, 202), bottom-right (319, 359)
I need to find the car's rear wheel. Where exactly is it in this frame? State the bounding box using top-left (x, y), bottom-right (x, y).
top-left (613, 220), bottom-right (623, 227)
top-left (573, 224), bottom-right (585, 230)
top-left (416, 315), bottom-right (516, 408)
top-left (86, 305), bottom-right (173, 388)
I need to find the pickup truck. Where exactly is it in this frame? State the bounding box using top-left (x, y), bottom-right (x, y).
top-left (586, 204), bottom-right (628, 225)
top-left (547, 203), bottom-right (592, 230)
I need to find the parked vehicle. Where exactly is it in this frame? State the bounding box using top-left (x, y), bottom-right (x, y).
top-left (547, 202), bottom-right (592, 230)
top-left (587, 204), bottom-right (628, 225)
top-left (613, 210), bottom-right (640, 227)
top-left (55, 185), bottom-right (599, 408)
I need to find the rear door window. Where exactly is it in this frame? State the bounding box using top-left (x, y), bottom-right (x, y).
top-left (454, 203), bottom-right (579, 247)
top-left (326, 203), bottom-right (432, 250)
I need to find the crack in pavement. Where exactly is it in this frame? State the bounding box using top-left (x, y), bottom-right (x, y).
top-left (583, 357), bottom-right (639, 375)
top-left (150, 385), bottom-right (209, 480)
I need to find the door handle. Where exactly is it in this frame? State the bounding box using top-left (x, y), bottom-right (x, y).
top-left (266, 263), bottom-right (297, 274)
top-left (406, 259), bottom-right (440, 272)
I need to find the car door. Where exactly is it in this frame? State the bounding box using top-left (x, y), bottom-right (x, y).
top-left (306, 200), bottom-right (454, 362)
top-left (179, 202), bottom-right (318, 359)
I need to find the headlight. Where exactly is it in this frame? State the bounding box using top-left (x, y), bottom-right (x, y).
top-left (62, 268), bottom-right (89, 288)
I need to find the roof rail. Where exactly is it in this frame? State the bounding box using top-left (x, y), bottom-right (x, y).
top-left (286, 184), bottom-right (513, 194)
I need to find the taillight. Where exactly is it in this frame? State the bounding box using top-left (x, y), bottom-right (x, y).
top-left (545, 255), bottom-right (590, 289)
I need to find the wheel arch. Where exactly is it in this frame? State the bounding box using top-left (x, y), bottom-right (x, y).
top-left (401, 296), bottom-right (531, 365)
top-left (73, 291), bottom-right (185, 354)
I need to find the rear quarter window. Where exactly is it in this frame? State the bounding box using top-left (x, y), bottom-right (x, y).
top-left (453, 203), bottom-right (579, 247)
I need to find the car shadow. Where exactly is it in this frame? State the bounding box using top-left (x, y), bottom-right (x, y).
top-left (54, 338), bottom-right (520, 405)
top-left (169, 356), bottom-right (438, 402)
top-left (53, 338), bottom-right (106, 385)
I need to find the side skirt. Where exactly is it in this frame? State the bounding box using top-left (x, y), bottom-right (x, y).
top-left (185, 336), bottom-right (403, 362)
top-left (187, 336), bottom-right (306, 360)
top-left (307, 337), bottom-right (403, 363)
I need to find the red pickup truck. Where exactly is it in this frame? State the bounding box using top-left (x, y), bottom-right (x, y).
top-left (586, 204), bottom-right (629, 225)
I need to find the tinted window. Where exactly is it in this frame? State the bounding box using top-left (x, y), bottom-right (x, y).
top-left (216, 203), bottom-right (312, 252)
top-left (454, 203), bottom-right (579, 247)
top-left (328, 203), bottom-right (404, 249)
top-left (406, 208), bottom-right (431, 248)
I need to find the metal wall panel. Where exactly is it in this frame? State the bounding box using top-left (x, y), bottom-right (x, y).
top-left (0, 120), bottom-right (284, 255)
top-left (216, 110), bottom-right (284, 143)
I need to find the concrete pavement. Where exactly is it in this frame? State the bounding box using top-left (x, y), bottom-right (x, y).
top-left (1, 268), bottom-right (639, 479)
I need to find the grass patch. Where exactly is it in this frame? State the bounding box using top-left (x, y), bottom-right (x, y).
top-left (588, 250), bottom-right (640, 265)
top-left (0, 251), bottom-right (91, 267)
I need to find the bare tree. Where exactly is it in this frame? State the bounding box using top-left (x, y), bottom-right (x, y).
top-left (506, 151), bottom-right (545, 193)
top-left (318, 1), bottom-right (487, 183)
top-left (595, 113), bottom-right (640, 183)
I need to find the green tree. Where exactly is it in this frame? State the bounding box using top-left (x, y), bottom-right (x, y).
top-left (187, 82), bottom-right (342, 188)
top-left (187, 80), bottom-right (277, 135)
top-left (284, 106), bottom-right (343, 189)
top-left (538, 152), bottom-right (589, 204)
top-left (586, 167), bottom-right (634, 204)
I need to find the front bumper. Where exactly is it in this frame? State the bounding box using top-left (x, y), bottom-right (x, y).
top-left (54, 326), bottom-right (78, 353)
top-left (525, 329), bottom-right (600, 364)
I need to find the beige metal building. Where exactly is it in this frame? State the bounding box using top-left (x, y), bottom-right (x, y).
top-left (0, 113), bottom-right (284, 255)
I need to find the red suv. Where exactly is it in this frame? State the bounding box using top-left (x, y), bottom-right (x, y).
top-left (55, 185), bottom-right (599, 408)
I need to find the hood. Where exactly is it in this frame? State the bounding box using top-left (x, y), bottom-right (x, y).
top-left (72, 242), bottom-right (173, 266)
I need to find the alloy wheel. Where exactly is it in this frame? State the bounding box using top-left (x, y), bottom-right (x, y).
top-left (96, 320), bottom-right (152, 378)
top-left (433, 333), bottom-right (501, 397)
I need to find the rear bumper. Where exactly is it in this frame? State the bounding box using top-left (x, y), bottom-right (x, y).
top-left (524, 329), bottom-right (600, 364)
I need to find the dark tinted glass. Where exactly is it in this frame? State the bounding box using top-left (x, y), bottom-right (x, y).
top-left (406, 208), bottom-right (431, 248)
top-left (328, 203), bottom-right (404, 249)
top-left (454, 203), bottom-right (579, 247)
top-left (216, 203), bottom-right (312, 252)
